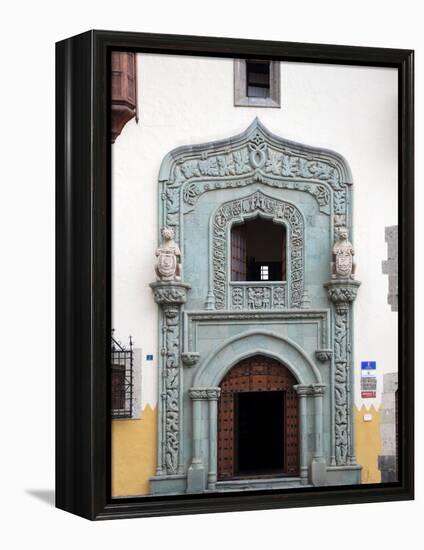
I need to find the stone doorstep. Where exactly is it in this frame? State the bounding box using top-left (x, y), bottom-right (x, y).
top-left (214, 477), bottom-right (311, 491)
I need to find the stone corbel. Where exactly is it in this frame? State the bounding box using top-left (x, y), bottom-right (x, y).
top-left (150, 280), bottom-right (191, 306)
top-left (315, 349), bottom-right (333, 363)
top-left (181, 352), bottom-right (200, 367)
top-left (324, 279), bottom-right (361, 313)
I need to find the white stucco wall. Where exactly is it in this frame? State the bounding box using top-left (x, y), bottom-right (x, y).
top-left (112, 53), bottom-right (398, 410)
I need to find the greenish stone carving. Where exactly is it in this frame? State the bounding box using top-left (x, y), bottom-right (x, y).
top-left (230, 283), bottom-right (287, 310)
top-left (172, 130), bottom-right (344, 212)
top-left (325, 280), bottom-right (361, 313)
top-left (158, 118), bottom-right (352, 242)
top-left (150, 119), bottom-right (360, 494)
top-left (315, 349), bottom-right (333, 362)
top-left (181, 351), bottom-right (200, 367)
top-left (150, 281), bottom-right (191, 475)
top-left (325, 280), bottom-right (360, 465)
top-left (211, 190), bottom-right (304, 309)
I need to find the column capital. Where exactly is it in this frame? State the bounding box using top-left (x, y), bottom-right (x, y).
top-left (293, 384), bottom-right (313, 397)
top-left (206, 387), bottom-right (221, 401)
top-left (324, 280), bottom-right (361, 313)
top-left (150, 280), bottom-right (191, 306)
top-left (188, 388), bottom-right (209, 401)
top-left (312, 384), bottom-right (326, 396)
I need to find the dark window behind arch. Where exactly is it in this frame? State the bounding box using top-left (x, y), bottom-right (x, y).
top-left (231, 218), bottom-right (286, 282)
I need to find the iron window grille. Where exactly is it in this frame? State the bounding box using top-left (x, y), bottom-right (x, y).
top-left (111, 333), bottom-right (134, 419)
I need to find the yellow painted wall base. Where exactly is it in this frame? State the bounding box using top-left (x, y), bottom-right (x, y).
top-left (112, 404), bottom-right (157, 497)
top-left (355, 404), bottom-right (382, 484)
top-left (112, 403), bottom-right (382, 494)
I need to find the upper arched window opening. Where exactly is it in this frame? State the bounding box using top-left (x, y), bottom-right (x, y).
top-left (231, 218), bottom-right (286, 282)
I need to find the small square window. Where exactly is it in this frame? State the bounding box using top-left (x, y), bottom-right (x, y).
top-left (234, 59), bottom-right (280, 108)
top-left (246, 61), bottom-right (270, 98)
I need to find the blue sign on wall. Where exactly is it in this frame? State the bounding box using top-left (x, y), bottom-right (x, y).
top-left (361, 361), bottom-right (377, 380)
top-left (146, 354), bottom-right (153, 361)
top-left (361, 361), bottom-right (376, 370)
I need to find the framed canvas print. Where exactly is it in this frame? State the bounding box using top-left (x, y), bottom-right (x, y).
top-left (56, 30), bottom-right (414, 520)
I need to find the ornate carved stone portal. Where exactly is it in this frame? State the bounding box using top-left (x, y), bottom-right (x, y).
top-left (150, 119), bottom-right (361, 495)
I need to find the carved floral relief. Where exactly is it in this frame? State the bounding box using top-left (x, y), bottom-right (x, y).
top-left (212, 191), bottom-right (304, 310)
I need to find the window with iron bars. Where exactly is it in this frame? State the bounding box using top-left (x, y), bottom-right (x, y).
top-left (111, 333), bottom-right (134, 419)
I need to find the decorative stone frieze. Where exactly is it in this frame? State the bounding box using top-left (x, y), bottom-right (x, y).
top-left (158, 118), bottom-right (352, 246)
top-left (168, 124), bottom-right (347, 215)
top-left (188, 388), bottom-right (209, 400)
top-left (230, 283), bottom-right (287, 310)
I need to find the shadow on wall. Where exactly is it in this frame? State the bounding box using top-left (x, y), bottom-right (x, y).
top-left (25, 489), bottom-right (55, 507)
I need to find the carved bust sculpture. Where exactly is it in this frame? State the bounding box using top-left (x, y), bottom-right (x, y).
top-left (155, 227), bottom-right (181, 281)
top-left (332, 226), bottom-right (355, 280)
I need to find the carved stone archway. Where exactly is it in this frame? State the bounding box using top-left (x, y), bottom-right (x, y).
top-left (217, 355), bottom-right (299, 480)
top-left (150, 119), bottom-right (361, 496)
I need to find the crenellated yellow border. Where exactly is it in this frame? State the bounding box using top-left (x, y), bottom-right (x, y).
top-left (355, 404), bottom-right (382, 483)
top-left (111, 402), bottom-right (382, 495)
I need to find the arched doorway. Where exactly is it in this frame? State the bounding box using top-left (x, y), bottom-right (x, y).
top-left (218, 355), bottom-right (299, 480)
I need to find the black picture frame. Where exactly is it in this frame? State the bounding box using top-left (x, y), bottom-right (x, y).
top-left (56, 30), bottom-right (414, 520)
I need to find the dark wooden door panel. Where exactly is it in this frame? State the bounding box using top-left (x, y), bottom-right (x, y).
top-left (218, 355), bottom-right (299, 480)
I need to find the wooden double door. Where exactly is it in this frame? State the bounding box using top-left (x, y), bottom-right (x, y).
top-left (218, 355), bottom-right (299, 479)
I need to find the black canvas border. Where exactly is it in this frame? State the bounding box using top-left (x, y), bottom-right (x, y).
top-left (55, 30), bottom-right (414, 520)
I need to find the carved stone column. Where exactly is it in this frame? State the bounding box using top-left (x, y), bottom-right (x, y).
top-left (150, 281), bottom-right (191, 477)
top-left (311, 384), bottom-right (327, 485)
top-left (187, 388), bottom-right (209, 493)
top-left (206, 388), bottom-right (221, 490)
top-left (294, 385), bottom-right (311, 484)
top-left (325, 280), bottom-right (360, 467)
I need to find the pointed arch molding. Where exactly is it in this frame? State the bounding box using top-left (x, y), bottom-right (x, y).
top-left (158, 118), bottom-right (353, 237)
